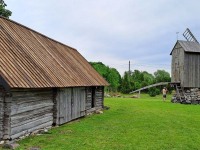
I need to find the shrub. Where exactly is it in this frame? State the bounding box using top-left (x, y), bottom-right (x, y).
top-left (148, 87), bottom-right (160, 97)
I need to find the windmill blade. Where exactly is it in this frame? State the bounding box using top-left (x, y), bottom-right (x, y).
top-left (183, 28), bottom-right (199, 43)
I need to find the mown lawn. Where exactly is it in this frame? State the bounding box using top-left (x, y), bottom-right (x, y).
top-left (4, 94), bottom-right (200, 150)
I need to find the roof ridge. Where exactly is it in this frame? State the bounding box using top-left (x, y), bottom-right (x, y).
top-left (0, 16), bottom-right (77, 51)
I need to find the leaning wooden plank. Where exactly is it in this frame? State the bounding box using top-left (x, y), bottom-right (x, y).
top-left (130, 82), bottom-right (169, 94)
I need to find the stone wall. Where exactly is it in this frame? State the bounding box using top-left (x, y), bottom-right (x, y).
top-left (171, 88), bottom-right (200, 104)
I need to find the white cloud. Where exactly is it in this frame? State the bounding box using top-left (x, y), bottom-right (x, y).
top-left (5, 0), bottom-right (200, 76)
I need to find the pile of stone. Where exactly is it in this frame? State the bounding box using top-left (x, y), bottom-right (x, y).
top-left (171, 88), bottom-right (200, 104)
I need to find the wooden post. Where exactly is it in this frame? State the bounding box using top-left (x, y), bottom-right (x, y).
top-left (138, 90), bottom-right (141, 98)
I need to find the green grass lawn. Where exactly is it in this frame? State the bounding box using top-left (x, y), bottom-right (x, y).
top-left (5, 94), bottom-right (200, 150)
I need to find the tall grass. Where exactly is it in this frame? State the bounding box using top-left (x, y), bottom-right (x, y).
top-left (9, 94), bottom-right (200, 149)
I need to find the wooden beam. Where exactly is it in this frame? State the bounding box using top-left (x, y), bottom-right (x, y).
top-left (130, 82), bottom-right (169, 94)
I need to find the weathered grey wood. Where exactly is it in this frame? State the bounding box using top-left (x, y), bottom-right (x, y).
top-left (3, 93), bottom-right (12, 140)
top-left (95, 87), bottom-right (103, 108)
top-left (58, 87), bottom-right (86, 125)
top-left (11, 101), bottom-right (53, 115)
top-left (80, 88), bottom-right (86, 117)
top-left (86, 87), bottom-right (92, 110)
top-left (53, 89), bottom-right (59, 125)
top-left (0, 91), bottom-right (3, 139)
top-left (11, 121), bottom-right (53, 139)
top-left (9, 89), bottom-right (53, 139)
top-left (11, 113), bottom-right (52, 127)
top-left (171, 41), bottom-right (200, 88)
top-left (183, 53), bottom-right (200, 87)
top-left (11, 115), bottom-right (53, 135)
top-left (58, 88), bottom-right (72, 124)
top-left (85, 86), bottom-right (104, 113)
top-left (130, 82), bottom-right (169, 94)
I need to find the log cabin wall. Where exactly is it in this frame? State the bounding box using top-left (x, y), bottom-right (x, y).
top-left (0, 88), bottom-right (4, 140)
top-left (86, 87), bottom-right (92, 110)
top-left (86, 86), bottom-right (104, 113)
top-left (10, 89), bottom-right (54, 139)
top-left (95, 86), bottom-right (104, 108)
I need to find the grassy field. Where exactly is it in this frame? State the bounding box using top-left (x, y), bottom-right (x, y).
top-left (3, 94), bottom-right (200, 150)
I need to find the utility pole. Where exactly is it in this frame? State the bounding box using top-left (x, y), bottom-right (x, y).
top-left (129, 61), bottom-right (131, 75)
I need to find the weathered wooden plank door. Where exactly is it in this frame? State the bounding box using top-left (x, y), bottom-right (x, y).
top-left (0, 92), bottom-right (3, 139)
top-left (71, 87), bottom-right (86, 120)
top-left (59, 87), bottom-right (85, 124)
top-left (59, 88), bottom-right (72, 124)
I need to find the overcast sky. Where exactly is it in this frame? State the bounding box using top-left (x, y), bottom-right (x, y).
top-left (5, 0), bottom-right (200, 75)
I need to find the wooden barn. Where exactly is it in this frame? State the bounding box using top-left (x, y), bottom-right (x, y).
top-left (0, 17), bottom-right (108, 140)
top-left (170, 40), bottom-right (200, 88)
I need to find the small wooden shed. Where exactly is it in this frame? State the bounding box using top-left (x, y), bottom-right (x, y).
top-left (0, 17), bottom-right (108, 140)
top-left (170, 40), bottom-right (200, 88)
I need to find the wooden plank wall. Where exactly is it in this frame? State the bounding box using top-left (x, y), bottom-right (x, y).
top-left (184, 53), bottom-right (200, 87)
top-left (0, 89), bottom-right (3, 139)
top-left (58, 88), bottom-right (72, 124)
top-left (171, 43), bottom-right (185, 85)
top-left (57, 87), bottom-right (86, 125)
top-left (71, 87), bottom-right (85, 120)
top-left (10, 89), bottom-right (53, 139)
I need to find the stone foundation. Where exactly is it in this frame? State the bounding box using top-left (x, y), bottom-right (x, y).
top-left (171, 88), bottom-right (200, 104)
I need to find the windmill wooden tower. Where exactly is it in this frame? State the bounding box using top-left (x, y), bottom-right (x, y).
top-left (170, 28), bottom-right (200, 104)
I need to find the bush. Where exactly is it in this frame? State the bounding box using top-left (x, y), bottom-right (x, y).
top-left (148, 87), bottom-right (160, 97)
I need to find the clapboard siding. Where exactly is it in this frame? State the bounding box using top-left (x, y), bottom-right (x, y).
top-left (184, 53), bottom-right (200, 87)
top-left (10, 89), bottom-right (53, 139)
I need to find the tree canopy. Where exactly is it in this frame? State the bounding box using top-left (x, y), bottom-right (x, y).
top-left (0, 0), bottom-right (12, 18)
top-left (90, 61), bottom-right (171, 96)
top-left (90, 62), bottom-right (121, 92)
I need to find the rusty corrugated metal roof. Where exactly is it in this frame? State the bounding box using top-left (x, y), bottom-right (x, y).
top-left (0, 17), bottom-right (109, 88)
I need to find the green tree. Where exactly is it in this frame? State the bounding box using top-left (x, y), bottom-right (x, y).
top-left (132, 70), bottom-right (143, 82)
top-left (154, 70), bottom-right (171, 94)
top-left (142, 71), bottom-right (155, 87)
top-left (90, 62), bottom-right (121, 92)
top-left (154, 70), bottom-right (171, 83)
top-left (0, 0), bottom-right (12, 18)
top-left (90, 62), bottom-right (109, 78)
top-left (107, 68), bottom-right (121, 92)
top-left (121, 71), bottom-right (133, 93)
